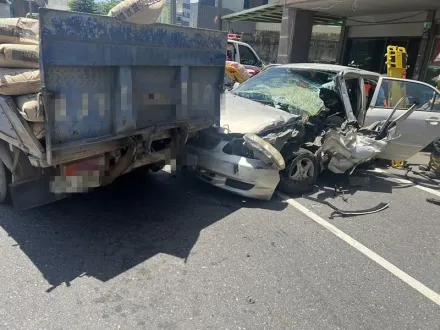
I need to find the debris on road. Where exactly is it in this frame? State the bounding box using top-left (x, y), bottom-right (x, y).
top-left (426, 198), bottom-right (440, 206)
top-left (404, 168), bottom-right (440, 190)
top-left (246, 296), bottom-right (256, 304)
top-left (305, 196), bottom-right (389, 219)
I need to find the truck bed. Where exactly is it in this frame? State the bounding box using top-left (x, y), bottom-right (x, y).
top-left (32, 9), bottom-right (226, 165)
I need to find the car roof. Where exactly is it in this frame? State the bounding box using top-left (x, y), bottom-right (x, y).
top-left (274, 63), bottom-right (381, 78)
top-left (227, 39), bottom-right (250, 46)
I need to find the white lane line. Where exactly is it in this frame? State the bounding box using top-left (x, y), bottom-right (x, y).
top-left (276, 192), bottom-right (440, 306)
top-left (372, 168), bottom-right (440, 198)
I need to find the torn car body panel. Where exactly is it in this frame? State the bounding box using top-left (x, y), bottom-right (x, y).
top-left (185, 140), bottom-right (280, 200)
top-left (319, 126), bottom-right (392, 174)
top-left (186, 64), bottom-right (435, 200)
top-left (318, 96), bottom-right (419, 174)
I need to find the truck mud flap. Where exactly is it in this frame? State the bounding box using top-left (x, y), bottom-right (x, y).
top-left (9, 175), bottom-right (67, 211)
top-left (305, 196), bottom-right (389, 219)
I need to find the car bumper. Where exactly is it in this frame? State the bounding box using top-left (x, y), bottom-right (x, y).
top-left (185, 145), bottom-right (280, 201)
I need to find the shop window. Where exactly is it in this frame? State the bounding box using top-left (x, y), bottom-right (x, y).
top-left (344, 39), bottom-right (385, 72)
top-left (318, 48), bottom-right (324, 60)
top-left (344, 38), bottom-right (420, 76)
top-left (328, 49), bottom-right (334, 60)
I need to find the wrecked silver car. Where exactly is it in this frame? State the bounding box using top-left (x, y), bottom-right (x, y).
top-left (184, 64), bottom-right (434, 200)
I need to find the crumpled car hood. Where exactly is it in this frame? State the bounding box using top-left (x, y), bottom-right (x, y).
top-left (220, 93), bottom-right (298, 135)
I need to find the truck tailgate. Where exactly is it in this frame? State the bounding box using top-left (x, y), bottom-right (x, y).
top-left (39, 9), bottom-right (226, 165)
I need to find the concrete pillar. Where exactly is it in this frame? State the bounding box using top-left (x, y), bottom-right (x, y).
top-left (170, 0), bottom-right (176, 24)
top-left (412, 10), bottom-right (436, 80)
top-left (277, 8), bottom-right (314, 64)
top-left (335, 19), bottom-right (347, 65)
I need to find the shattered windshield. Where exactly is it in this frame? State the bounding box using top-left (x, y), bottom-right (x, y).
top-left (231, 67), bottom-right (337, 116)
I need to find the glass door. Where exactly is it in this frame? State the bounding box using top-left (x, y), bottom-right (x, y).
top-left (424, 37), bottom-right (440, 89)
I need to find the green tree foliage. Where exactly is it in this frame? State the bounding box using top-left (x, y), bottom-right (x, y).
top-left (67, 0), bottom-right (98, 14)
top-left (97, 0), bottom-right (120, 15)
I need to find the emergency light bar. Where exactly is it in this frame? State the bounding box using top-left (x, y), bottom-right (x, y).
top-left (228, 33), bottom-right (242, 41)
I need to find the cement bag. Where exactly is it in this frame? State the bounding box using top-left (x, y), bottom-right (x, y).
top-left (225, 61), bottom-right (251, 84)
top-left (0, 68), bottom-right (40, 95)
top-left (108, 0), bottom-right (164, 25)
top-left (0, 18), bottom-right (39, 45)
top-left (0, 44), bottom-right (39, 69)
top-left (14, 93), bottom-right (43, 122)
top-left (29, 122), bottom-right (44, 139)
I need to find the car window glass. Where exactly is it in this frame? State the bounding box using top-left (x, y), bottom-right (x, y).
top-left (431, 93), bottom-right (440, 112)
top-left (231, 67), bottom-right (337, 116)
top-left (365, 80), bottom-right (377, 108)
top-left (373, 79), bottom-right (439, 111)
top-left (238, 45), bottom-right (258, 66)
top-left (345, 78), bottom-right (361, 116)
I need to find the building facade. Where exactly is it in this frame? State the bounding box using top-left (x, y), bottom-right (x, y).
top-left (179, 0), bottom-right (190, 26)
top-left (190, 2), bottom-right (198, 27)
top-left (159, 0), bottom-right (190, 26)
top-left (7, 0), bottom-right (68, 17)
top-left (278, 0), bottom-right (440, 82)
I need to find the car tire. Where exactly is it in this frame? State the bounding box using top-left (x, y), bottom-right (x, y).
top-left (278, 149), bottom-right (317, 195)
top-left (0, 162), bottom-right (11, 204)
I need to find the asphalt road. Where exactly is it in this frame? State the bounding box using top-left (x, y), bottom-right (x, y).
top-left (0, 159), bottom-right (439, 329)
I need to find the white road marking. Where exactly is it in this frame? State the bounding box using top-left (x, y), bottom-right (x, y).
top-left (276, 192), bottom-right (440, 306)
top-left (372, 168), bottom-right (440, 198)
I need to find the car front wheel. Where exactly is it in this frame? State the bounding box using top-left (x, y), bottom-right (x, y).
top-left (278, 149), bottom-right (317, 195)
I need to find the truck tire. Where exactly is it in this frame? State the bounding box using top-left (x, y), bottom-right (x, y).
top-left (278, 149), bottom-right (317, 195)
top-left (0, 162), bottom-right (11, 204)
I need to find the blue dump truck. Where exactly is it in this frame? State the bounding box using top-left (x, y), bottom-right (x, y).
top-left (0, 9), bottom-right (226, 210)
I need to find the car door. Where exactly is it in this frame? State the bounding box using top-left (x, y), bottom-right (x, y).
top-left (237, 44), bottom-right (261, 67)
top-left (364, 77), bottom-right (440, 161)
top-left (227, 42), bottom-right (238, 62)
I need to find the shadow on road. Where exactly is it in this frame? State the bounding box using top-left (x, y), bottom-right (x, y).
top-left (0, 171), bottom-right (287, 291)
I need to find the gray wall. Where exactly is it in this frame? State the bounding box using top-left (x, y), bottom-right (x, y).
top-left (0, 1), bottom-right (10, 18)
top-left (198, 5), bottom-right (255, 33)
top-left (242, 31), bottom-right (279, 63)
top-left (242, 30), bottom-right (338, 64)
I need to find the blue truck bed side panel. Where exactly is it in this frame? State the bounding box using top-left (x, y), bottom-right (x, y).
top-left (38, 9), bottom-right (226, 164)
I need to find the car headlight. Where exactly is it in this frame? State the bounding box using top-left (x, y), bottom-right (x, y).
top-left (243, 133), bottom-right (285, 171)
top-left (222, 134), bottom-right (285, 171)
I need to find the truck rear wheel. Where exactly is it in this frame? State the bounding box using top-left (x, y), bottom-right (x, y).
top-left (0, 162), bottom-right (11, 204)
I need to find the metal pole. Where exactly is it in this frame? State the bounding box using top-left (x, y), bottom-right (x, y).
top-left (217, 0), bottom-right (222, 30)
top-left (170, 0), bottom-right (176, 25)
